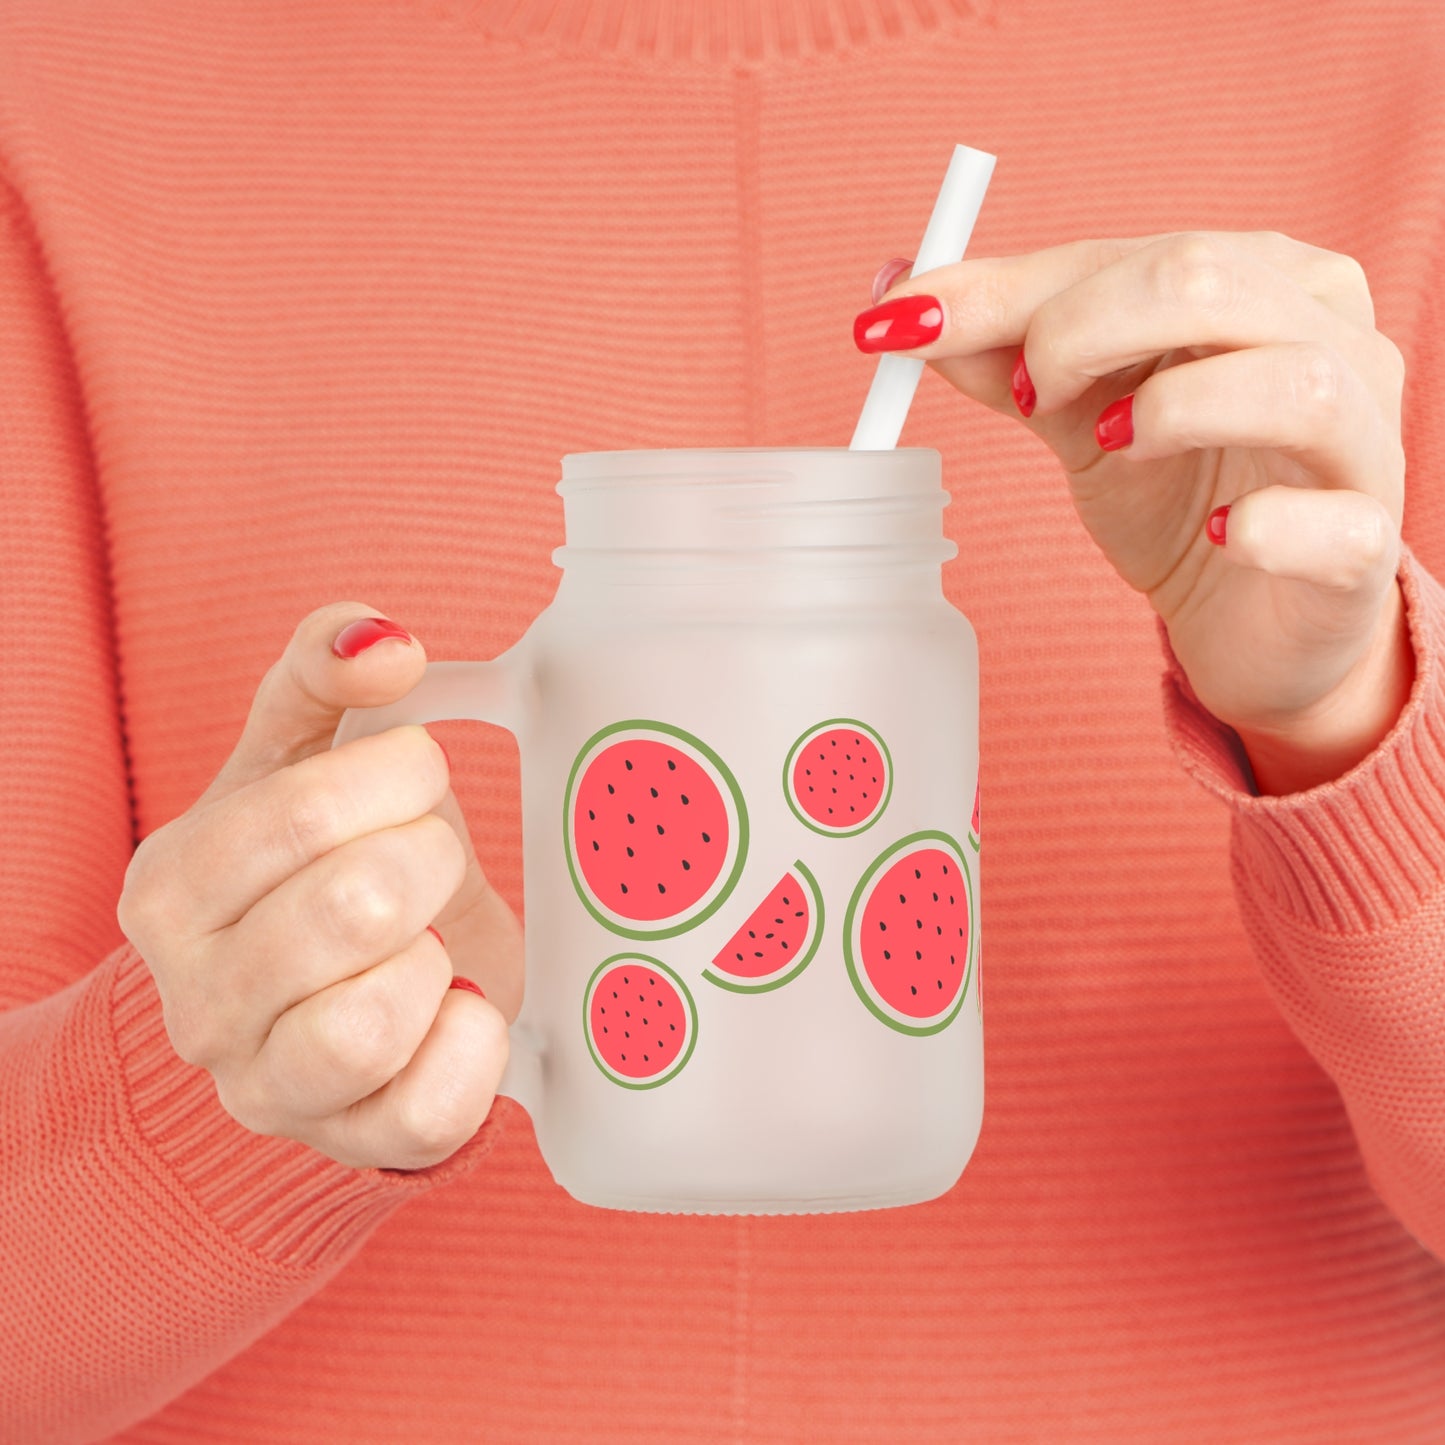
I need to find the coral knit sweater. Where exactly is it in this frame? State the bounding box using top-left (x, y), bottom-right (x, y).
top-left (2, 2), bottom-right (1443, 1441)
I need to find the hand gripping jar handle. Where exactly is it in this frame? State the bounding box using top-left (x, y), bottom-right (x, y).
top-left (330, 653), bottom-right (545, 1122)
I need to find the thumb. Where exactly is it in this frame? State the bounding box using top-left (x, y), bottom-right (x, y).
top-left (199, 602), bottom-right (428, 807)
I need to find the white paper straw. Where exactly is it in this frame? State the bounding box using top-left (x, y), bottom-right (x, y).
top-left (849, 144), bottom-right (996, 450)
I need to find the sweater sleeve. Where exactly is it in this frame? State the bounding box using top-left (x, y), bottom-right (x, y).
top-left (1159, 541), bottom-right (1445, 1263)
top-left (0, 177), bottom-right (510, 1444)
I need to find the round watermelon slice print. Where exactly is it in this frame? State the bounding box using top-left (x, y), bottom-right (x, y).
top-left (783, 719), bottom-right (892, 837)
top-left (843, 830), bottom-right (973, 1036)
top-left (584, 954), bottom-right (698, 1090)
top-left (564, 720), bottom-right (748, 941)
top-left (702, 859), bottom-right (824, 994)
top-left (969, 779), bottom-right (980, 853)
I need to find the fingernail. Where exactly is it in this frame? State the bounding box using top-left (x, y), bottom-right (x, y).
top-left (1095, 394), bottom-right (1135, 451)
top-left (332, 617), bottom-right (412, 659)
top-left (853, 294), bottom-right (944, 353)
top-left (1011, 348), bottom-right (1036, 417)
top-left (1206, 504), bottom-right (1230, 545)
top-left (870, 256), bottom-right (914, 305)
top-left (426, 925), bottom-right (446, 947)
top-left (448, 975), bottom-right (486, 999)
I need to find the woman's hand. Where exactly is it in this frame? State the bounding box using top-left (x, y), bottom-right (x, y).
top-left (116, 604), bottom-right (522, 1171)
top-left (856, 231), bottom-right (1412, 794)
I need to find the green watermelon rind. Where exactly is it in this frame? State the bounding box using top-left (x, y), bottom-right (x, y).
top-left (782, 718), bottom-right (894, 839)
top-left (843, 828), bottom-right (974, 1037)
top-left (701, 858), bottom-right (825, 995)
top-left (583, 953), bottom-right (699, 1091)
top-left (562, 719), bottom-right (750, 942)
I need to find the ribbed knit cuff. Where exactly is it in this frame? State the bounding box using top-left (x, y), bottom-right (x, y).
top-left (1159, 541), bottom-right (1445, 933)
top-left (108, 941), bottom-right (510, 1274)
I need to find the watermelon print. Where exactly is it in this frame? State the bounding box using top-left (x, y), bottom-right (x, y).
top-left (969, 779), bottom-right (980, 853)
top-left (843, 830), bottom-right (973, 1036)
top-left (584, 954), bottom-right (698, 1089)
top-left (564, 720), bottom-right (748, 941)
top-left (702, 860), bottom-right (824, 994)
top-left (783, 718), bottom-right (892, 837)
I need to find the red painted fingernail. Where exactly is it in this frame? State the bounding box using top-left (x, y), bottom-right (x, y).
top-left (1096, 394), bottom-right (1135, 451)
top-left (426, 925), bottom-right (445, 947)
top-left (853, 294), bottom-right (944, 353)
top-left (448, 975), bottom-right (486, 999)
top-left (870, 256), bottom-right (914, 305)
top-left (1011, 348), bottom-right (1036, 417)
top-left (1207, 504), bottom-right (1230, 545)
top-left (332, 616), bottom-right (412, 659)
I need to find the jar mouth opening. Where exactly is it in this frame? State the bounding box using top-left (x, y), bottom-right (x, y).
top-left (559, 446), bottom-right (941, 492)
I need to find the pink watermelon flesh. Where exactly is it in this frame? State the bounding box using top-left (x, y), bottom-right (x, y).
top-left (791, 726), bottom-right (885, 829)
top-left (589, 962), bottom-right (689, 1079)
top-left (712, 869), bottom-right (811, 980)
top-left (859, 847), bottom-right (969, 1019)
top-left (573, 738), bottom-right (729, 922)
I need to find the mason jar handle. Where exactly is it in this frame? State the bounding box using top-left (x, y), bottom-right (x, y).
top-left (330, 654), bottom-right (545, 1122)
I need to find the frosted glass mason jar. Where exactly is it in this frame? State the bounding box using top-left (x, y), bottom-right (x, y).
top-left (333, 448), bottom-right (983, 1215)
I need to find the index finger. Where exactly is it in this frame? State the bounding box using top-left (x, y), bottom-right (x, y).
top-left (874, 229), bottom-right (1377, 360)
top-left (153, 723), bottom-right (450, 935)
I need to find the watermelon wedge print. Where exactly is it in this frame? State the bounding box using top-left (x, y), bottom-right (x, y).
top-left (564, 721), bottom-right (748, 941)
top-left (969, 779), bottom-right (980, 853)
top-left (584, 954), bottom-right (698, 1089)
top-left (844, 830), bottom-right (973, 1036)
top-left (702, 860), bottom-right (824, 994)
top-left (783, 719), bottom-right (892, 837)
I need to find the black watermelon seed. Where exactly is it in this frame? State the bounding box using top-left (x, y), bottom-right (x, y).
top-left (643, 1054), bottom-right (649, 1062)
top-left (588, 809), bottom-right (595, 821)
top-left (735, 952), bottom-right (744, 961)
top-left (943, 864), bottom-right (950, 874)
top-left (657, 883), bottom-right (666, 894)
top-left (911, 985), bottom-right (917, 995)
top-left (603, 1025), bottom-right (608, 1032)
top-left (933, 892), bottom-right (939, 902)
top-left (670, 1023), bottom-right (676, 1030)
top-left (898, 892), bottom-right (906, 904)
top-left (592, 841), bottom-right (599, 851)
top-left (883, 950), bottom-right (891, 960)
top-left (624, 1010), bottom-right (630, 1018)
top-left (650, 787), bottom-right (658, 797)
top-left (656, 823), bottom-right (665, 835)
top-left (915, 950), bottom-right (922, 960)
top-left (916, 919), bottom-right (924, 929)
top-left (754, 951), bottom-right (764, 958)
top-left (702, 832), bottom-right (711, 843)
top-left (621, 1054), bottom-right (626, 1061)
top-left (781, 941), bottom-right (789, 950)
top-left (620, 883), bottom-right (629, 894)
top-left (624, 759), bottom-right (633, 770)
top-left (626, 846), bottom-right (634, 857)
top-left (937, 979), bottom-right (943, 989)
top-left (879, 921), bottom-right (887, 931)
top-left (682, 859), bottom-right (691, 870)
top-left (748, 930), bottom-right (756, 939)
top-left (600, 1006), bottom-right (606, 1014)
top-left (607, 783), bottom-right (615, 794)
top-left (914, 868), bottom-right (921, 879)
top-left (936, 925), bottom-right (943, 935)
top-left (830, 739), bottom-right (837, 746)
top-left (681, 795), bottom-right (689, 805)
top-left (667, 759), bottom-right (676, 770)
top-left (612, 990), bottom-right (617, 998)
top-left (626, 813), bottom-right (635, 824)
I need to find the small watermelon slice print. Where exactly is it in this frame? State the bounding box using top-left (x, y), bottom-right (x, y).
top-left (783, 719), bottom-right (892, 837)
top-left (584, 954), bottom-right (698, 1089)
top-left (564, 720), bottom-right (748, 941)
top-left (844, 830), bottom-right (973, 1036)
top-left (702, 860), bottom-right (824, 994)
top-left (969, 779), bottom-right (980, 853)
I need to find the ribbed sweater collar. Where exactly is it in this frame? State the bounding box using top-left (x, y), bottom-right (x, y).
top-left (466, 0), bottom-right (996, 63)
